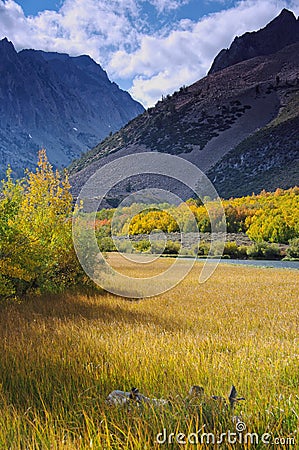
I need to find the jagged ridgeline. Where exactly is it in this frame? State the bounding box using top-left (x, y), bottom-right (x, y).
top-left (70, 9), bottom-right (299, 200)
top-left (0, 39), bottom-right (144, 178)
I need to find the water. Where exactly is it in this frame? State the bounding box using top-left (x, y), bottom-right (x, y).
top-left (202, 258), bottom-right (299, 270)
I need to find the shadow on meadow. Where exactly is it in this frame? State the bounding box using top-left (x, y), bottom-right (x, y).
top-left (0, 291), bottom-right (186, 333)
top-left (0, 292), bottom-right (203, 442)
top-left (0, 291), bottom-right (186, 415)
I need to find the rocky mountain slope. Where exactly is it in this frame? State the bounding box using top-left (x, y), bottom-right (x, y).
top-left (207, 90), bottom-right (299, 197)
top-left (208, 8), bottom-right (299, 74)
top-left (69, 9), bottom-right (299, 201)
top-left (0, 38), bottom-right (144, 177)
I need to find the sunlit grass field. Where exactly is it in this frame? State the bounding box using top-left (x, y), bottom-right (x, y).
top-left (0, 257), bottom-right (298, 449)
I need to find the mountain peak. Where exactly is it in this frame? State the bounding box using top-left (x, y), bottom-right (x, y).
top-left (0, 40), bottom-right (144, 177)
top-left (208, 9), bottom-right (299, 74)
top-left (0, 37), bottom-right (16, 53)
top-left (0, 37), bottom-right (11, 45)
top-left (266, 8), bottom-right (297, 29)
top-left (279, 8), bottom-right (296, 20)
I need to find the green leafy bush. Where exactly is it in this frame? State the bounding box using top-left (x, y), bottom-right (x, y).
top-left (150, 240), bottom-right (180, 255)
top-left (247, 242), bottom-right (281, 260)
top-left (236, 245), bottom-right (248, 259)
top-left (151, 240), bottom-right (166, 254)
top-left (133, 239), bottom-right (151, 253)
top-left (98, 237), bottom-right (117, 252)
top-left (163, 240), bottom-right (181, 255)
top-left (223, 242), bottom-right (239, 258)
top-left (286, 238), bottom-right (299, 259)
top-left (197, 241), bottom-right (210, 256)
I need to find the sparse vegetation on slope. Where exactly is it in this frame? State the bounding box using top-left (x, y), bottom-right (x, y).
top-left (69, 42), bottom-right (299, 201)
top-left (208, 90), bottom-right (299, 197)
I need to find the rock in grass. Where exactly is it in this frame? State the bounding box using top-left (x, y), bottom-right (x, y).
top-left (106, 387), bottom-right (168, 406)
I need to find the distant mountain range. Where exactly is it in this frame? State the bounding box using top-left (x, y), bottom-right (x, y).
top-left (70, 8), bottom-right (299, 200)
top-left (0, 39), bottom-right (144, 177)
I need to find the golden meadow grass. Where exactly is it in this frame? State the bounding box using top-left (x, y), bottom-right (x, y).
top-left (0, 257), bottom-right (298, 449)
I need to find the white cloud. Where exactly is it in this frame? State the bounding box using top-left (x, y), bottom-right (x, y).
top-left (0, 0), bottom-right (33, 47)
top-left (111, 0), bottom-right (299, 106)
top-left (204, 0), bottom-right (234, 4)
top-left (0, 0), bottom-right (298, 107)
top-left (147, 0), bottom-right (190, 13)
top-left (130, 66), bottom-right (198, 106)
top-left (0, 0), bottom-right (142, 62)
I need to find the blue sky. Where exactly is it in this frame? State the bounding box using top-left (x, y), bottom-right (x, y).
top-left (15, 1), bottom-right (63, 16)
top-left (15, 0), bottom-right (237, 21)
top-left (1, 0), bottom-right (298, 107)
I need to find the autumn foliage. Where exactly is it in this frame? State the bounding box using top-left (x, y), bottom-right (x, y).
top-left (0, 150), bottom-right (87, 299)
top-left (96, 187), bottom-right (299, 244)
top-left (1, 149), bottom-right (298, 299)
